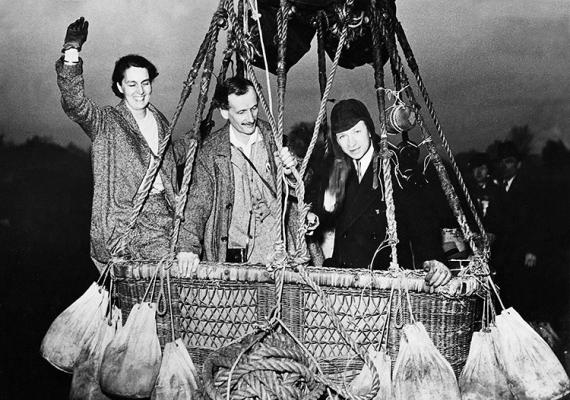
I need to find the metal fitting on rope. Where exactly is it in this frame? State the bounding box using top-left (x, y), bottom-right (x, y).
top-left (348, 11), bottom-right (364, 28)
top-left (214, 9), bottom-right (228, 28)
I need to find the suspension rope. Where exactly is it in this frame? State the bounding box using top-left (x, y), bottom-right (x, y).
top-left (315, 11), bottom-right (329, 156)
top-left (171, 5), bottom-right (225, 253)
top-left (300, 0), bottom-right (355, 178)
top-left (247, 0), bottom-right (274, 114)
top-left (275, 0), bottom-right (291, 238)
top-left (381, 10), bottom-right (488, 269)
top-left (111, 2), bottom-right (229, 258)
top-left (392, 18), bottom-right (489, 257)
top-left (371, 2), bottom-right (399, 268)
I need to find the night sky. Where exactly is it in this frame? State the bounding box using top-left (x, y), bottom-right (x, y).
top-left (1, 0), bottom-right (569, 153)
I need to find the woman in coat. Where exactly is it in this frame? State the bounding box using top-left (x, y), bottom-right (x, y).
top-left (56, 18), bottom-right (187, 270)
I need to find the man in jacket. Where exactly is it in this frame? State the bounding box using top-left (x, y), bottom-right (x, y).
top-left (177, 77), bottom-right (298, 271)
top-left (320, 99), bottom-right (451, 287)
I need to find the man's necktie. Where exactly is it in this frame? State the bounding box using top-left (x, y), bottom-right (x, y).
top-left (356, 160), bottom-right (362, 182)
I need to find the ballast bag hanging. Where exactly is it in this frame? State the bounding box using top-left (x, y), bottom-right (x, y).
top-left (491, 307), bottom-right (570, 400)
top-left (350, 349), bottom-right (392, 400)
top-left (40, 282), bottom-right (109, 373)
top-left (99, 302), bottom-right (162, 398)
top-left (151, 339), bottom-right (199, 400)
top-left (392, 322), bottom-right (461, 400)
top-left (70, 306), bottom-right (122, 400)
top-left (458, 330), bottom-right (514, 400)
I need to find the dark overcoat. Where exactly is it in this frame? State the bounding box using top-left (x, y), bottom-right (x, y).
top-left (328, 153), bottom-right (443, 269)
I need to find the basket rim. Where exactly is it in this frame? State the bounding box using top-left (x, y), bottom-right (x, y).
top-left (110, 260), bottom-right (482, 297)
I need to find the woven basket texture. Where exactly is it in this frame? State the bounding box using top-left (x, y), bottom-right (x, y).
top-left (113, 261), bottom-right (481, 377)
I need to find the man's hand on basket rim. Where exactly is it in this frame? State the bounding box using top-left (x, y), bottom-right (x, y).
top-left (177, 251), bottom-right (200, 277)
top-left (423, 260), bottom-right (452, 288)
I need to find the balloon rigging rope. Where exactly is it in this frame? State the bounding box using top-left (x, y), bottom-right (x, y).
top-left (246, 0), bottom-right (274, 116)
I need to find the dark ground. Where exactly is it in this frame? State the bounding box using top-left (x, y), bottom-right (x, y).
top-left (0, 138), bottom-right (97, 398)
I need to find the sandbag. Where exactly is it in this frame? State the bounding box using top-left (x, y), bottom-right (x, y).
top-left (392, 322), bottom-right (461, 400)
top-left (99, 302), bottom-right (162, 398)
top-left (349, 349), bottom-right (392, 400)
top-left (70, 306), bottom-right (122, 400)
top-left (41, 282), bottom-right (109, 373)
top-left (458, 330), bottom-right (514, 400)
top-left (491, 307), bottom-right (570, 400)
top-left (151, 338), bottom-right (199, 400)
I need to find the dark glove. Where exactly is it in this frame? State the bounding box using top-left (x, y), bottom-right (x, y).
top-left (62, 17), bottom-right (89, 52)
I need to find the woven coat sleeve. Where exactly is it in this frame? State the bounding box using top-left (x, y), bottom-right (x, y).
top-left (178, 153), bottom-right (214, 255)
top-left (55, 57), bottom-right (105, 141)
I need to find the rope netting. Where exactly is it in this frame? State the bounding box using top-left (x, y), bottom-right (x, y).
top-left (110, 0), bottom-right (491, 398)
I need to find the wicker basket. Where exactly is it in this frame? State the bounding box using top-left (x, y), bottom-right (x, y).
top-left (112, 261), bottom-right (482, 377)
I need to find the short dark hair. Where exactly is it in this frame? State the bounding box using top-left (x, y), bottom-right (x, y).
top-left (213, 76), bottom-right (255, 109)
top-left (111, 54), bottom-right (159, 98)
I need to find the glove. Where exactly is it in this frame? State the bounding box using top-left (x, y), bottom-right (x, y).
top-left (62, 17), bottom-right (89, 52)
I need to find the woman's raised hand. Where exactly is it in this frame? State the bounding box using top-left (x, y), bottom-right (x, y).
top-left (62, 17), bottom-right (89, 52)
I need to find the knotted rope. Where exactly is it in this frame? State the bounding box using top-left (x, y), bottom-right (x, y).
top-left (170, 4), bottom-right (228, 257)
top-left (370, 1), bottom-right (399, 268)
top-left (299, 0), bottom-right (354, 178)
top-left (112, 0), bottom-right (229, 259)
top-left (315, 11), bottom-right (330, 155)
top-left (379, 9), bottom-right (489, 271)
top-left (392, 16), bottom-right (490, 260)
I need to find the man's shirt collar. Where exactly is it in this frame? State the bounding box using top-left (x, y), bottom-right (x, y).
top-left (229, 124), bottom-right (261, 158)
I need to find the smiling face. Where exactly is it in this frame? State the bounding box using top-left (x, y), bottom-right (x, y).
top-left (335, 120), bottom-right (372, 160)
top-left (116, 66), bottom-right (152, 113)
top-left (220, 86), bottom-right (259, 135)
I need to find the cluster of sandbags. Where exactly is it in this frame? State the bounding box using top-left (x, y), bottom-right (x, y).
top-left (350, 323), bottom-right (461, 399)
top-left (490, 308), bottom-right (570, 400)
top-left (349, 306), bottom-right (570, 400)
top-left (460, 307), bottom-right (570, 400)
top-left (41, 280), bottom-right (201, 399)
